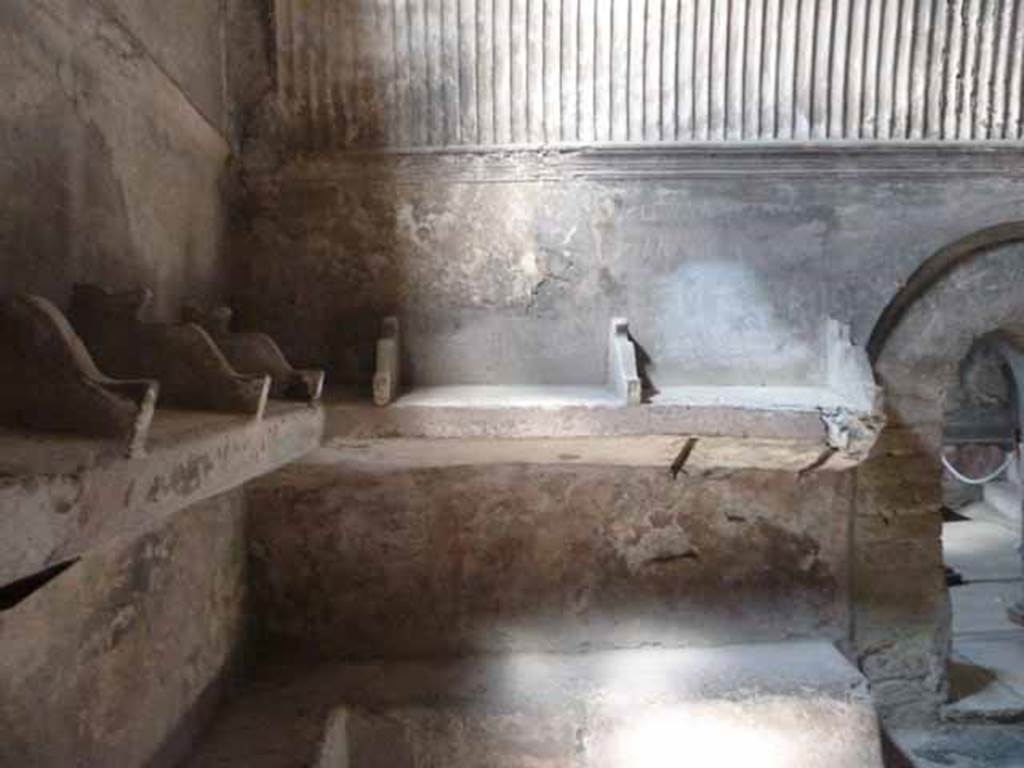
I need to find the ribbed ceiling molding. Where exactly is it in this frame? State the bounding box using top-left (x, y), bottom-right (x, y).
top-left (273, 0), bottom-right (1024, 149)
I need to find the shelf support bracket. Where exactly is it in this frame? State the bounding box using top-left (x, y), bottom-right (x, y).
top-left (183, 305), bottom-right (324, 403)
top-left (0, 295), bottom-right (157, 456)
top-left (373, 316), bottom-right (401, 406)
top-left (70, 285), bottom-right (269, 418)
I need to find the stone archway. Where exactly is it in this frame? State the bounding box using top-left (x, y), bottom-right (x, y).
top-left (854, 228), bottom-right (1024, 726)
top-left (867, 222), bottom-right (1024, 364)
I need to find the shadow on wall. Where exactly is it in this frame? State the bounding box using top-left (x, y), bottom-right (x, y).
top-left (230, 72), bottom-right (403, 388)
top-left (0, 101), bottom-right (134, 307)
top-left (0, 0), bottom-right (229, 320)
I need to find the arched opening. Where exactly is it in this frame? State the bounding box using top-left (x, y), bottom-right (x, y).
top-left (863, 226), bottom-right (1024, 729)
top-left (940, 331), bottom-right (1024, 718)
top-left (867, 222), bottom-right (1024, 365)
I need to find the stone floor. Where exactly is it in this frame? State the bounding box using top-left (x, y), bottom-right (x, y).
top-left (942, 502), bottom-right (1024, 722)
top-left (186, 642), bottom-right (883, 767)
top-left (890, 502), bottom-right (1024, 768)
top-left (890, 725), bottom-right (1024, 768)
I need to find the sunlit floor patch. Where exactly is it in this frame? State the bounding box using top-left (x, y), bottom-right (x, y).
top-left (189, 641), bottom-right (883, 767)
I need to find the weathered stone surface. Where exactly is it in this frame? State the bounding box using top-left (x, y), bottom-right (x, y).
top-left (312, 433), bottom-right (866, 474)
top-left (7, 0), bottom-right (1024, 753)
top-left (0, 490), bottom-right (247, 768)
top-left (184, 304), bottom-right (325, 403)
top-left (891, 724), bottom-right (1024, 768)
top-left (247, 459), bottom-right (852, 658)
top-left (856, 453), bottom-right (944, 519)
top-left (853, 450), bottom-right (951, 724)
top-left (0, 0), bottom-right (229, 320)
top-left (313, 437), bottom-right (691, 470)
top-left (875, 242), bottom-right (1024, 409)
top-left (70, 284), bottom-right (271, 415)
top-left (190, 642), bottom-right (883, 768)
top-left (0, 402), bottom-right (322, 588)
top-left (855, 619), bottom-right (951, 727)
top-left (328, 693), bottom-right (881, 768)
top-left (857, 513), bottom-right (942, 544)
top-left (0, 294), bottom-right (157, 455)
top-left (103, 0), bottom-right (228, 131)
top-left (324, 390), bottom-right (880, 471)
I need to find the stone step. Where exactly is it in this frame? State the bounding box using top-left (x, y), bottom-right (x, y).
top-left (890, 725), bottom-right (1024, 768)
top-left (190, 642), bottom-right (884, 768)
top-left (944, 632), bottom-right (1024, 725)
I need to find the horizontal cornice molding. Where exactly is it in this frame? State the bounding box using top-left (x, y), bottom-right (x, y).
top-left (246, 143), bottom-right (1024, 185)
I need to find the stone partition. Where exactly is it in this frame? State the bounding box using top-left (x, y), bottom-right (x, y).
top-left (246, 458), bottom-right (853, 658)
top-left (0, 491), bottom-right (247, 768)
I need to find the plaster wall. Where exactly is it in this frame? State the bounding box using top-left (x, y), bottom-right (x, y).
top-left (0, 0), bottom-right (230, 321)
top-left (233, 152), bottom-right (1024, 387)
top-left (104, 0), bottom-right (228, 132)
top-left (0, 490), bottom-right (248, 768)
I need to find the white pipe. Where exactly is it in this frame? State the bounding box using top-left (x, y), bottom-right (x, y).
top-left (941, 450), bottom-right (1013, 486)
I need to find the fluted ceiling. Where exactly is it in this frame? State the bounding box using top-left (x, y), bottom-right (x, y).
top-left (271, 0), bottom-right (1024, 149)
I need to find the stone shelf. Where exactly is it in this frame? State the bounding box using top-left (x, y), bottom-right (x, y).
top-left (322, 378), bottom-right (881, 473)
top-left (0, 402), bottom-right (323, 588)
top-left (343, 316), bottom-right (882, 470)
top-left (648, 384), bottom-right (869, 412)
top-left (391, 385), bottom-right (624, 408)
top-left (310, 433), bottom-right (837, 475)
top-left (385, 382), bottom-right (869, 414)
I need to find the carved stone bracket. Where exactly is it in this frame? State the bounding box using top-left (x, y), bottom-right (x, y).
top-left (0, 295), bottom-right (157, 455)
top-left (373, 316), bottom-right (401, 406)
top-left (69, 285), bottom-right (269, 417)
top-left (183, 305), bottom-right (324, 403)
top-left (608, 317), bottom-right (642, 406)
